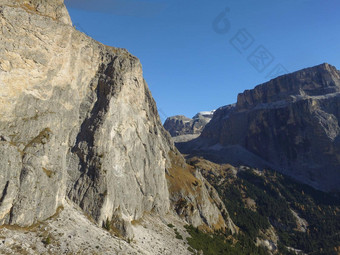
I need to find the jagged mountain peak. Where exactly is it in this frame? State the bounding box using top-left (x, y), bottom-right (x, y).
top-left (300, 62), bottom-right (338, 73)
top-left (237, 63), bottom-right (340, 110)
top-left (164, 111), bottom-right (214, 139)
top-left (174, 64), bottom-right (340, 192)
top-left (278, 62), bottom-right (340, 82)
top-left (166, 115), bottom-right (192, 122)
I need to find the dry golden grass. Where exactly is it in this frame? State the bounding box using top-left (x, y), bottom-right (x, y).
top-left (0, 205), bottom-right (64, 232)
top-left (166, 153), bottom-right (232, 232)
top-left (42, 167), bottom-right (54, 178)
top-left (131, 218), bottom-right (143, 226)
top-left (211, 214), bottom-right (226, 231)
top-left (0, 222), bottom-right (40, 232)
top-left (196, 214), bottom-right (226, 232)
top-left (21, 3), bottom-right (37, 12)
top-left (47, 205), bottom-right (64, 221)
top-left (166, 151), bottom-right (202, 195)
top-left (25, 128), bottom-right (52, 149)
top-left (188, 157), bottom-right (235, 178)
top-left (5, 1), bottom-right (58, 21)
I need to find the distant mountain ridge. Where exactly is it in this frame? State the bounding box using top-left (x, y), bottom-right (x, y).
top-left (163, 111), bottom-right (214, 143)
top-left (167, 63), bottom-right (340, 192)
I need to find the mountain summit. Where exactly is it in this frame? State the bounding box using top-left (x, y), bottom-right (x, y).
top-left (163, 110), bottom-right (215, 143)
top-left (0, 1), bottom-right (236, 253)
top-left (174, 63), bottom-right (340, 192)
top-left (237, 63), bottom-right (340, 110)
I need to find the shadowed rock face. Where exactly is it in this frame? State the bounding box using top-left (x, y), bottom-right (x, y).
top-left (0, 0), bottom-right (234, 235)
top-left (236, 63), bottom-right (340, 110)
top-left (182, 64), bottom-right (340, 192)
top-left (164, 115), bottom-right (193, 137)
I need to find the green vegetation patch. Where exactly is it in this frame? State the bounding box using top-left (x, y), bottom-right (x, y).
top-left (189, 158), bottom-right (340, 254)
top-left (185, 225), bottom-right (268, 255)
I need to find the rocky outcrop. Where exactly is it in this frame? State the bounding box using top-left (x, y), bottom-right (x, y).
top-left (0, 0), bottom-right (233, 236)
top-left (166, 151), bottom-right (237, 233)
top-left (164, 115), bottom-right (192, 137)
top-left (179, 64), bottom-right (340, 192)
top-left (2, 0), bottom-right (72, 25)
top-left (236, 63), bottom-right (340, 110)
top-left (163, 111), bottom-right (214, 144)
top-left (0, 0), bottom-right (169, 229)
top-left (164, 111), bottom-right (214, 137)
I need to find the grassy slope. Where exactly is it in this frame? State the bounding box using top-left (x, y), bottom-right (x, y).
top-left (185, 157), bottom-right (340, 255)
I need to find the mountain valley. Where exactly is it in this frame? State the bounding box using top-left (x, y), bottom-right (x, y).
top-left (0, 1), bottom-right (339, 254)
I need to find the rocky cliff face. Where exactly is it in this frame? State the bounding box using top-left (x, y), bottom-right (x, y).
top-left (0, 0), bottom-right (232, 236)
top-left (164, 111), bottom-right (214, 137)
top-left (164, 111), bottom-right (214, 143)
top-left (2, 0), bottom-right (71, 24)
top-left (180, 64), bottom-right (340, 192)
top-left (164, 115), bottom-right (193, 137)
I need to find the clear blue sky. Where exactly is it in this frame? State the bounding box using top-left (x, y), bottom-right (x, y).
top-left (66, 0), bottom-right (340, 122)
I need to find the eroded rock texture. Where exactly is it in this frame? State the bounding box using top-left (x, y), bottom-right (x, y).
top-left (0, 0), bottom-right (233, 234)
top-left (164, 111), bottom-right (214, 137)
top-left (187, 64), bottom-right (340, 192)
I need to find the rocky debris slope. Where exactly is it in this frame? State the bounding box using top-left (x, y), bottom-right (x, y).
top-left (164, 110), bottom-right (214, 143)
top-left (0, 0), bottom-right (234, 241)
top-left (0, 199), bottom-right (192, 255)
top-left (178, 64), bottom-right (340, 192)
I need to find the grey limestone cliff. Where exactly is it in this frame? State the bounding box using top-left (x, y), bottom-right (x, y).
top-left (0, 0), bottom-right (234, 236)
top-left (179, 64), bottom-right (340, 192)
top-left (164, 111), bottom-right (214, 143)
top-left (164, 111), bottom-right (214, 137)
